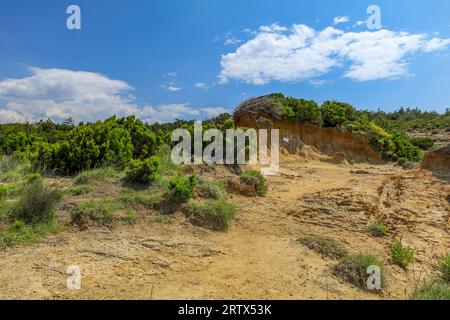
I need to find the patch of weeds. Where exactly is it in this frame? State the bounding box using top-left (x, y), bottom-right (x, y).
top-left (390, 239), bottom-right (414, 269)
top-left (298, 235), bottom-right (348, 259)
top-left (198, 180), bottom-right (226, 200)
top-left (369, 221), bottom-right (388, 237)
top-left (332, 254), bottom-right (385, 291)
top-left (66, 185), bottom-right (93, 196)
top-left (152, 215), bottom-right (172, 224)
top-left (74, 167), bottom-right (119, 185)
top-left (411, 281), bottom-right (450, 300)
top-left (439, 254), bottom-right (450, 282)
top-left (186, 199), bottom-right (236, 231)
top-left (0, 220), bottom-right (59, 250)
top-left (118, 210), bottom-right (138, 225)
top-left (240, 170), bottom-right (267, 196)
top-left (11, 179), bottom-right (61, 224)
top-left (70, 198), bottom-right (118, 228)
top-left (119, 188), bottom-right (164, 209)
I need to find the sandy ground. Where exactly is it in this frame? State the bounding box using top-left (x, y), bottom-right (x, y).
top-left (0, 157), bottom-right (448, 300)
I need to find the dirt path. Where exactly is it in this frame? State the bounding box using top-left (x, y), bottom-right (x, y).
top-left (0, 160), bottom-right (448, 300)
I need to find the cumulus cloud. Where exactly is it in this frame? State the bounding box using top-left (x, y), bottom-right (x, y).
top-left (224, 37), bottom-right (242, 46)
top-left (0, 66), bottom-right (213, 124)
top-left (194, 82), bottom-right (208, 89)
top-left (334, 16), bottom-right (349, 25)
top-left (163, 85), bottom-right (183, 92)
top-left (219, 24), bottom-right (450, 84)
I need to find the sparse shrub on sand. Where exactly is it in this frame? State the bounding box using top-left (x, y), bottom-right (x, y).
top-left (0, 220), bottom-right (58, 250)
top-left (439, 254), bottom-right (450, 282)
top-left (369, 222), bottom-right (388, 237)
top-left (187, 199), bottom-right (236, 231)
top-left (124, 156), bottom-right (161, 184)
top-left (11, 178), bottom-right (61, 224)
top-left (332, 254), bottom-right (385, 290)
top-left (240, 170), bottom-right (267, 196)
top-left (412, 281), bottom-right (450, 300)
top-left (74, 167), bottom-right (119, 185)
top-left (70, 199), bottom-right (118, 228)
top-left (198, 180), bottom-right (226, 200)
top-left (391, 239), bottom-right (415, 269)
top-left (298, 235), bottom-right (348, 259)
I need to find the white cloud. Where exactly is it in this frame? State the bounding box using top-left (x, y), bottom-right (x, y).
top-left (0, 66), bottom-right (205, 124)
top-left (163, 85), bottom-right (183, 92)
top-left (201, 107), bottom-right (228, 117)
top-left (353, 20), bottom-right (366, 27)
top-left (224, 37), bottom-right (242, 46)
top-left (219, 24), bottom-right (450, 84)
top-left (194, 82), bottom-right (208, 89)
top-left (164, 72), bottom-right (177, 77)
top-left (334, 16), bottom-right (349, 25)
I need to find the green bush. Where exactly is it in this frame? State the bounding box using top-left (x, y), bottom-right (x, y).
top-left (70, 199), bottom-right (118, 227)
top-left (391, 240), bottom-right (415, 269)
top-left (332, 254), bottom-right (385, 290)
top-left (167, 175), bottom-right (198, 202)
top-left (439, 254), bottom-right (450, 282)
top-left (412, 281), bottom-right (450, 300)
top-left (11, 179), bottom-right (61, 224)
top-left (369, 222), bottom-right (388, 237)
top-left (279, 96), bottom-right (323, 126)
top-left (240, 170), bottom-right (267, 196)
top-left (321, 101), bottom-right (358, 127)
top-left (411, 137), bottom-right (434, 150)
top-left (125, 156), bottom-right (160, 184)
top-left (198, 180), bottom-right (226, 200)
top-left (0, 184), bottom-right (7, 200)
top-left (74, 167), bottom-right (119, 185)
top-left (187, 199), bottom-right (236, 231)
top-left (391, 132), bottom-right (422, 162)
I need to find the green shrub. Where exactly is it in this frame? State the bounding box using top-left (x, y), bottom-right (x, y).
top-left (412, 281), bottom-right (450, 300)
top-left (321, 101), bottom-right (358, 127)
top-left (391, 239), bottom-right (415, 269)
top-left (187, 199), bottom-right (236, 231)
top-left (439, 254), bottom-right (450, 282)
top-left (67, 185), bottom-right (93, 196)
top-left (70, 199), bottom-right (118, 227)
top-left (0, 220), bottom-right (58, 249)
top-left (125, 156), bottom-right (160, 184)
top-left (369, 222), bottom-right (388, 237)
top-left (167, 175), bottom-right (198, 202)
top-left (278, 96), bottom-right (323, 126)
top-left (240, 170), bottom-right (267, 196)
top-left (391, 132), bottom-right (422, 162)
top-left (332, 254), bottom-right (385, 290)
top-left (411, 137), bottom-right (434, 150)
top-left (298, 235), bottom-right (348, 259)
top-left (11, 179), bottom-right (61, 224)
top-left (0, 184), bottom-right (7, 200)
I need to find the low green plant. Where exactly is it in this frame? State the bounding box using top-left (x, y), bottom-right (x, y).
top-left (298, 235), bottom-right (348, 259)
top-left (332, 254), bottom-right (385, 290)
top-left (411, 137), bottom-right (434, 150)
top-left (119, 189), bottom-right (163, 209)
top-left (439, 254), bottom-right (450, 282)
top-left (74, 167), bottom-right (119, 185)
top-left (124, 156), bottom-right (160, 184)
top-left (152, 215), bottom-right (172, 224)
top-left (391, 239), bottom-right (415, 269)
top-left (0, 220), bottom-right (59, 250)
top-left (187, 199), bottom-right (236, 231)
top-left (412, 281), bottom-right (450, 300)
top-left (198, 180), bottom-right (226, 200)
top-left (10, 179), bottom-right (61, 224)
top-left (70, 198), bottom-right (118, 227)
top-left (67, 185), bottom-right (93, 196)
top-left (369, 222), bottom-right (388, 237)
top-left (0, 184), bottom-right (7, 199)
top-left (167, 175), bottom-right (198, 203)
top-left (240, 170), bottom-right (267, 196)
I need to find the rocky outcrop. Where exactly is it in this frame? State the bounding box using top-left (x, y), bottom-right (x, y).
top-left (234, 96), bottom-right (382, 163)
top-left (420, 144), bottom-right (450, 173)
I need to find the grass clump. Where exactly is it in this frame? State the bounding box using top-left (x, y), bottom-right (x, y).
top-left (439, 254), bottom-right (450, 282)
top-left (332, 254), bottom-right (385, 290)
top-left (187, 199), bottom-right (236, 231)
top-left (70, 198), bottom-right (118, 228)
top-left (124, 156), bottom-right (160, 184)
top-left (152, 215), bottom-right (172, 224)
top-left (369, 221), bottom-right (388, 237)
top-left (166, 175), bottom-right (198, 203)
top-left (0, 220), bottom-right (59, 250)
top-left (198, 180), bottom-right (226, 200)
top-left (390, 239), bottom-right (415, 269)
top-left (10, 179), bottom-right (61, 224)
top-left (240, 170), bottom-right (267, 196)
top-left (74, 167), bottom-right (119, 185)
top-left (67, 185), bottom-right (93, 196)
top-left (298, 235), bottom-right (348, 259)
top-left (412, 281), bottom-right (450, 300)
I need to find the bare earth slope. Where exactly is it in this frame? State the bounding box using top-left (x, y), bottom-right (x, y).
top-left (0, 158), bottom-right (448, 300)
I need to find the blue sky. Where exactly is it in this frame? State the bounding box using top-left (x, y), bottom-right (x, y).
top-left (0, 0), bottom-right (450, 123)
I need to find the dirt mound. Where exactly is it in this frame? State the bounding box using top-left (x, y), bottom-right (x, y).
top-left (234, 108), bottom-right (382, 163)
top-left (421, 144), bottom-right (450, 173)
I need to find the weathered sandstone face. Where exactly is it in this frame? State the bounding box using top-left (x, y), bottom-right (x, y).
top-left (234, 112), bottom-right (382, 163)
top-left (420, 144), bottom-right (450, 173)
